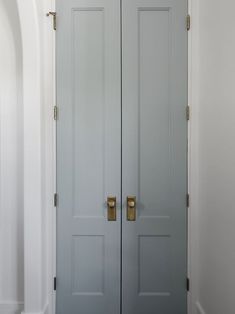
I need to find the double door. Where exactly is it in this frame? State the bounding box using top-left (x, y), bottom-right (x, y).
top-left (56, 0), bottom-right (188, 313)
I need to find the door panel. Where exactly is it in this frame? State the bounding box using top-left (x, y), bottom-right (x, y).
top-left (122, 0), bottom-right (188, 313)
top-left (56, 1), bottom-right (121, 314)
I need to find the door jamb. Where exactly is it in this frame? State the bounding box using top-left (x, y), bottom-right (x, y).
top-left (187, 0), bottom-right (200, 313)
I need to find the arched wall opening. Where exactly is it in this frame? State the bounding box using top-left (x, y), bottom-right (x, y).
top-left (0, 1), bottom-right (24, 313)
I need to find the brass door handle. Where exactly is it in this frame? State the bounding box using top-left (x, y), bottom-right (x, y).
top-left (127, 196), bottom-right (136, 221)
top-left (107, 197), bottom-right (116, 221)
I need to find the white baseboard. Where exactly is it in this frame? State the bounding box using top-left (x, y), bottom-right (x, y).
top-left (196, 301), bottom-right (206, 314)
top-left (0, 302), bottom-right (23, 314)
top-left (42, 304), bottom-right (49, 314)
top-left (21, 312), bottom-right (44, 314)
top-left (21, 303), bottom-right (48, 314)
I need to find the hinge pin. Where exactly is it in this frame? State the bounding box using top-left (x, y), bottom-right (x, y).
top-left (47, 12), bottom-right (56, 30)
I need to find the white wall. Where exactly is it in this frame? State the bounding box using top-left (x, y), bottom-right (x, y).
top-left (196, 0), bottom-right (235, 313)
top-left (0, 0), bottom-right (24, 313)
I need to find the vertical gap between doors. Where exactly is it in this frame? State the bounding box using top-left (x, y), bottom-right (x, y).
top-left (120, 0), bottom-right (123, 313)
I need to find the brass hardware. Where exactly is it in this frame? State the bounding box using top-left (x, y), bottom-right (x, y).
top-left (186, 14), bottom-right (191, 31)
top-left (186, 193), bottom-right (190, 207)
top-left (47, 12), bottom-right (56, 30)
top-left (186, 105), bottom-right (190, 121)
top-left (54, 193), bottom-right (58, 207)
top-left (107, 197), bottom-right (116, 221)
top-left (54, 106), bottom-right (58, 120)
top-left (186, 277), bottom-right (190, 291)
top-left (127, 196), bottom-right (136, 221)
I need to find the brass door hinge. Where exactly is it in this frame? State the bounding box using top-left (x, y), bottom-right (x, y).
top-left (54, 106), bottom-right (58, 120)
top-left (54, 277), bottom-right (57, 291)
top-left (187, 14), bottom-right (191, 31)
top-left (54, 193), bottom-right (58, 207)
top-left (47, 12), bottom-right (56, 30)
top-left (186, 105), bottom-right (190, 121)
top-left (186, 193), bottom-right (190, 208)
top-left (186, 277), bottom-right (190, 291)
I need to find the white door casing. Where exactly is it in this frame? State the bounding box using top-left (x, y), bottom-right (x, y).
top-left (15, 0), bottom-right (199, 313)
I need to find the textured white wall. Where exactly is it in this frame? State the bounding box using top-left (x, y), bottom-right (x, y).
top-left (196, 0), bottom-right (235, 313)
top-left (0, 0), bottom-right (24, 312)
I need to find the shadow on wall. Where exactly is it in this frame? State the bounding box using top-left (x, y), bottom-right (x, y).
top-left (0, 0), bottom-right (24, 311)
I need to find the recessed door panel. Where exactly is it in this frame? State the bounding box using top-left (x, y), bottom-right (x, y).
top-left (56, 0), bottom-right (121, 314)
top-left (73, 8), bottom-right (105, 218)
top-left (122, 0), bottom-right (188, 313)
top-left (71, 236), bottom-right (105, 295)
top-left (138, 8), bottom-right (171, 218)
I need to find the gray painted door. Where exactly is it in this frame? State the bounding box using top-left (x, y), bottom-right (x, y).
top-left (122, 0), bottom-right (188, 313)
top-left (56, 0), bottom-right (187, 313)
top-left (56, 1), bottom-right (121, 314)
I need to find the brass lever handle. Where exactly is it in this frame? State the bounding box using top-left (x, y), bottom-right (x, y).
top-left (128, 200), bottom-right (135, 208)
top-left (108, 200), bottom-right (115, 208)
top-left (127, 196), bottom-right (136, 221)
top-left (107, 197), bottom-right (116, 221)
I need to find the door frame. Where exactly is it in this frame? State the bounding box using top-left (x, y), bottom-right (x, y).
top-left (41, 0), bottom-right (200, 313)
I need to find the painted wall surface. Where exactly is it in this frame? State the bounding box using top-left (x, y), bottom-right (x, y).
top-left (1, 0), bottom-right (235, 314)
top-left (196, 0), bottom-right (235, 313)
top-left (0, 0), bottom-right (24, 312)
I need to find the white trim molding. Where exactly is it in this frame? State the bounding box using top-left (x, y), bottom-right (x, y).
top-left (188, 0), bottom-right (200, 313)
